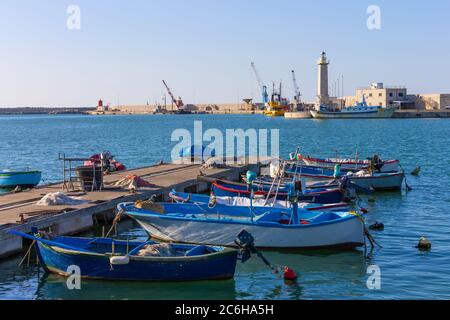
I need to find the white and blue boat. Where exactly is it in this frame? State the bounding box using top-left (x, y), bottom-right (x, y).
top-left (119, 202), bottom-right (366, 250)
top-left (10, 230), bottom-right (239, 282)
top-left (310, 95), bottom-right (396, 119)
top-left (285, 163), bottom-right (405, 191)
top-left (169, 190), bottom-right (350, 212)
top-left (0, 169), bottom-right (41, 189)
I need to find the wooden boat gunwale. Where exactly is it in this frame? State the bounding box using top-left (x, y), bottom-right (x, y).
top-left (124, 204), bottom-right (360, 230)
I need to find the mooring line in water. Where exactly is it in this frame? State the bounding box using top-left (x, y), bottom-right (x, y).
top-left (19, 240), bottom-right (36, 267)
top-left (398, 164), bottom-right (413, 191)
top-left (105, 209), bottom-right (124, 238)
top-left (365, 227), bottom-right (382, 249)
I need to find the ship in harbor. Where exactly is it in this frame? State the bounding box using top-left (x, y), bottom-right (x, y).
top-left (263, 82), bottom-right (290, 117)
top-left (311, 95), bottom-right (397, 119)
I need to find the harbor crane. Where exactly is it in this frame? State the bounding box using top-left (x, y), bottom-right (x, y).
top-left (162, 80), bottom-right (184, 112)
top-left (291, 70), bottom-right (302, 106)
top-left (250, 62), bottom-right (269, 106)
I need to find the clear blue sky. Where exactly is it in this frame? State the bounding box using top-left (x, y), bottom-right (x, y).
top-left (0, 0), bottom-right (449, 107)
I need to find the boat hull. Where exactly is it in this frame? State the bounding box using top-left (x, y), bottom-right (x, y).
top-left (35, 241), bottom-right (237, 281)
top-left (264, 110), bottom-right (286, 117)
top-left (347, 172), bottom-right (405, 191)
top-left (302, 157), bottom-right (400, 173)
top-left (130, 213), bottom-right (365, 250)
top-left (286, 164), bottom-right (405, 191)
top-left (310, 107), bottom-right (395, 119)
top-left (0, 170), bottom-right (41, 188)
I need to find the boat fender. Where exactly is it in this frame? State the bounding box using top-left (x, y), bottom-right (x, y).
top-left (246, 171), bottom-right (257, 184)
top-left (110, 255), bottom-right (130, 265)
top-left (333, 164), bottom-right (341, 178)
top-left (208, 196), bottom-right (217, 208)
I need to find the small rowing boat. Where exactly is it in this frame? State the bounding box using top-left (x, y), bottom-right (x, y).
top-left (0, 169), bottom-right (41, 189)
top-left (10, 230), bottom-right (239, 282)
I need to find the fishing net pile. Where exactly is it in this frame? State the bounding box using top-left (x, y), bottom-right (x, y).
top-left (347, 170), bottom-right (370, 177)
top-left (202, 157), bottom-right (228, 169)
top-left (114, 175), bottom-right (154, 190)
top-left (137, 243), bottom-right (174, 257)
top-left (36, 192), bottom-right (88, 206)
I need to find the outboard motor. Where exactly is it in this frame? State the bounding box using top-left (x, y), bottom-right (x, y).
top-left (235, 230), bottom-right (275, 272)
top-left (235, 230), bottom-right (255, 263)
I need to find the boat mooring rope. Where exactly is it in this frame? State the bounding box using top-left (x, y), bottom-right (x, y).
top-left (19, 240), bottom-right (36, 267)
top-left (399, 164), bottom-right (413, 191)
top-left (349, 210), bottom-right (382, 249)
top-left (106, 209), bottom-right (124, 238)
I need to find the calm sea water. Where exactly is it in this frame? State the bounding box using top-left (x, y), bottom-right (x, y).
top-left (1, 114), bottom-right (449, 300)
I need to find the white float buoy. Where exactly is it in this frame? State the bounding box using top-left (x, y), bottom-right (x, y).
top-left (110, 255), bottom-right (130, 265)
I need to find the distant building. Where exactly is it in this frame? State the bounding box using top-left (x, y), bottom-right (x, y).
top-left (344, 83), bottom-right (414, 109)
top-left (344, 84), bottom-right (450, 110)
top-left (413, 94), bottom-right (450, 110)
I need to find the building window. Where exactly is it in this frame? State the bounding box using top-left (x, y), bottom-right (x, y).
top-left (399, 92), bottom-right (404, 97)
top-left (369, 93), bottom-right (373, 97)
top-left (379, 93), bottom-right (382, 97)
top-left (389, 93), bottom-right (393, 97)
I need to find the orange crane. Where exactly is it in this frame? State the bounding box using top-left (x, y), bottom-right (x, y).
top-left (162, 80), bottom-right (184, 112)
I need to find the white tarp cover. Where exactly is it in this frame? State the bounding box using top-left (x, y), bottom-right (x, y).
top-left (36, 192), bottom-right (88, 206)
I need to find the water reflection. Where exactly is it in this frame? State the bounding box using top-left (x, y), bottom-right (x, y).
top-left (235, 250), bottom-right (366, 300)
top-left (35, 274), bottom-right (237, 300)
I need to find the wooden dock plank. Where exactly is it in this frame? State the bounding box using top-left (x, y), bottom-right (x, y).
top-left (0, 161), bottom-right (258, 258)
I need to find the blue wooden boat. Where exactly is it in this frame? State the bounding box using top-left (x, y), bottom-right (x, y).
top-left (0, 170), bottom-right (41, 188)
top-left (212, 179), bottom-right (344, 204)
top-left (9, 230), bottom-right (239, 282)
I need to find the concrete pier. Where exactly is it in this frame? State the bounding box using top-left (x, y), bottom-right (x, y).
top-left (392, 110), bottom-right (450, 118)
top-left (0, 161), bottom-right (262, 259)
top-left (284, 111), bottom-right (312, 119)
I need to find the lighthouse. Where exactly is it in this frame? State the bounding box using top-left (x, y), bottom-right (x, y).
top-left (317, 51), bottom-right (330, 108)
